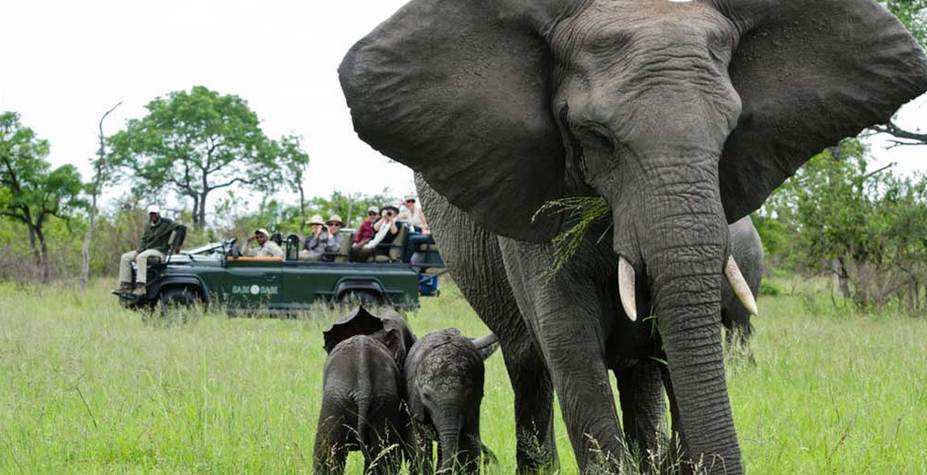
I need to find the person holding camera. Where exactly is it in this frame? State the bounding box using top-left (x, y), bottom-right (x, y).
top-left (350, 205), bottom-right (400, 262)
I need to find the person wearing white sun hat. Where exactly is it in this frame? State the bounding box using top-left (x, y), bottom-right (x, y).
top-left (241, 228), bottom-right (284, 258)
top-left (301, 215), bottom-right (329, 261)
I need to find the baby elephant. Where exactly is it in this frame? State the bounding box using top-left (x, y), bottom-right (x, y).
top-left (405, 329), bottom-right (499, 473)
top-left (313, 307), bottom-right (415, 474)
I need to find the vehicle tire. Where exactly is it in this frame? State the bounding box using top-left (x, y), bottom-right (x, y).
top-left (158, 287), bottom-right (201, 321)
top-left (338, 290), bottom-right (382, 308)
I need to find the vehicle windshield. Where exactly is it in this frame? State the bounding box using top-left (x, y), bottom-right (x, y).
top-left (183, 240), bottom-right (233, 256)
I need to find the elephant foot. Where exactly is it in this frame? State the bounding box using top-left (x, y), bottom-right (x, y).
top-left (515, 430), bottom-right (558, 474)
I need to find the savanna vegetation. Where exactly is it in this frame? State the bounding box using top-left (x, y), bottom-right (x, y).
top-left (0, 277), bottom-right (924, 473)
top-left (2, 5), bottom-right (927, 472)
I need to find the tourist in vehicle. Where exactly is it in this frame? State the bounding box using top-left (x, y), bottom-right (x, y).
top-left (399, 195), bottom-right (429, 234)
top-left (368, 205), bottom-right (401, 248)
top-left (322, 215), bottom-right (346, 261)
top-left (301, 215), bottom-right (329, 261)
top-left (350, 205), bottom-right (401, 262)
top-left (242, 228), bottom-right (284, 258)
top-left (352, 206), bottom-right (379, 250)
top-left (117, 205), bottom-right (184, 295)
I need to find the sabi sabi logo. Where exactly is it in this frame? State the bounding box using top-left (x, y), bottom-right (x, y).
top-left (231, 285), bottom-right (279, 296)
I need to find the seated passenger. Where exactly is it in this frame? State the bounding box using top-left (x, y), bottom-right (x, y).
top-left (241, 228), bottom-right (284, 258)
top-left (350, 205), bottom-right (400, 262)
top-left (399, 195), bottom-right (430, 234)
top-left (322, 215), bottom-right (346, 262)
top-left (368, 205), bottom-right (401, 250)
top-left (300, 215), bottom-right (328, 261)
top-left (352, 206), bottom-right (379, 250)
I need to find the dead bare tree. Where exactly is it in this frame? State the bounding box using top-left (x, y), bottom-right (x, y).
top-left (869, 120), bottom-right (927, 148)
top-left (80, 102), bottom-right (121, 289)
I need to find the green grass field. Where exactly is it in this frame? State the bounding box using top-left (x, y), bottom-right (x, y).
top-left (1, 277), bottom-right (925, 473)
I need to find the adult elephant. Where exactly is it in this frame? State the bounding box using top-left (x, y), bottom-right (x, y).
top-left (722, 217), bottom-right (763, 353)
top-left (339, 0), bottom-right (927, 472)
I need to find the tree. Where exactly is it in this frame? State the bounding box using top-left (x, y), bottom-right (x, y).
top-left (80, 102), bottom-right (121, 289)
top-left (108, 86), bottom-right (301, 228)
top-left (756, 139), bottom-right (927, 311)
top-left (274, 135), bottom-right (311, 230)
top-left (0, 112), bottom-right (85, 281)
top-left (306, 191), bottom-right (396, 228)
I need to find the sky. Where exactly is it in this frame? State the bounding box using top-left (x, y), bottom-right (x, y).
top-left (1, 0), bottom-right (926, 214)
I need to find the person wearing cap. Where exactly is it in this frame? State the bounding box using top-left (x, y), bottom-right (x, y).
top-left (352, 206), bottom-right (380, 250)
top-left (117, 205), bottom-right (184, 295)
top-left (242, 228), bottom-right (284, 258)
top-left (301, 215), bottom-right (329, 261)
top-left (399, 195), bottom-right (429, 233)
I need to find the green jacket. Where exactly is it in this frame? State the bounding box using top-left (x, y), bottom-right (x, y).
top-left (138, 218), bottom-right (182, 253)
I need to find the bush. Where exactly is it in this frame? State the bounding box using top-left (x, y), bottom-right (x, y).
top-left (756, 140), bottom-right (927, 313)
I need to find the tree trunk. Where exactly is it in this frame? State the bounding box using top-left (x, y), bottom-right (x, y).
top-left (834, 257), bottom-right (851, 299)
top-left (298, 185), bottom-right (306, 232)
top-left (80, 199), bottom-right (96, 289)
top-left (197, 191), bottom-right (208, 228)
top-left (80, 102), bottom-right (120, 288)
top-left (35, 225), bottom-right (50, 283)
top-left (27, 225), bottom-right (40, 263)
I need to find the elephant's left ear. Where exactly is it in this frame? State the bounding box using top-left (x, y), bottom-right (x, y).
top-left (339, 0), bottom-right (569, 242)
top-left (719, 0), bottom-right (927, 222)
top-left (322, 306), bottom-right (384, 354)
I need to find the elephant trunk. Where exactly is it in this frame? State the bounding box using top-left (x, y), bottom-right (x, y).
top-left (436, 417), bottom-right (463, 473)
top-left (607, 156), bottom-right (742, 473)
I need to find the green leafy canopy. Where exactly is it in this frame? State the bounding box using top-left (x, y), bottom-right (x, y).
top-left (107, 86), bottom-right (309, 226)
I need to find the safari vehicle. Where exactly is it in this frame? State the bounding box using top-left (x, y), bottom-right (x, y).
top-left (114, 225), bottom-right (446, 315)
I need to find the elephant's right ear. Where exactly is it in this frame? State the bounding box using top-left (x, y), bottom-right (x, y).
top-left (339, 0), bottom-right (569, 242)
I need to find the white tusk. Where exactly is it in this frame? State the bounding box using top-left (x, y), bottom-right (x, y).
top-left (618, 256), bottom-right (637, 322)
top-left (725, 255), bottom-right (759, 316)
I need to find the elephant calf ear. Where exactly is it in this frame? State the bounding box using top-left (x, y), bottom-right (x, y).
top-left (719, 0), bottom-right (927, 222)
top-left (322, 306), bottom-right (384, 354)
top-left (339, 0), bottom-right (566, 242)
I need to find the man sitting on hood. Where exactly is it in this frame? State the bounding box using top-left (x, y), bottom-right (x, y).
top-left (117, 205), bottom-right (184, 295)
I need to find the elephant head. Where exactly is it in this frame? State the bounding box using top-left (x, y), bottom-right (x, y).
top-left (323, 306), bottom-right (417, 367)
top-left (405, 329), bottom-right (499, 472)
top-left (340, 0), bottom-right (927, 468)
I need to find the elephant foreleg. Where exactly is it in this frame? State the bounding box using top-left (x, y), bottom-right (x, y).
top-left (615, 360), bottom-right (667, 471)
top-left (417, 176), bottom-right (558, 473)
top-left (499, 238), bottom-right (627, 472)
top-left (503, 342), bottom-right (558, 473)
top-left (542, 317), bottom-right (625, 471)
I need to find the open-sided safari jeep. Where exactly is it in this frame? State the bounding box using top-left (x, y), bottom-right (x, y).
top-left (114, 225), bottom-right (445, 315)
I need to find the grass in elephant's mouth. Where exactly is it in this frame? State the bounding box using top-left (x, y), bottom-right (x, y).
top-left (534, 196), bottom-right (611, 277)
top-left (0, 276), bottom-right (924, 473)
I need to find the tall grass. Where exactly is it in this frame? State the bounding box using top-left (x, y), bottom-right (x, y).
top-left (0, 277), bottom-right (924, 473)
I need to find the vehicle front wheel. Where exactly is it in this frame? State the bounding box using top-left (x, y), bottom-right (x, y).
top-left (158, 287), bottom-right (201, 320)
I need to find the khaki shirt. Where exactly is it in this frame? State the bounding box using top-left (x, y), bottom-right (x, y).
top-left (242, 240), bottom-right (284, 258)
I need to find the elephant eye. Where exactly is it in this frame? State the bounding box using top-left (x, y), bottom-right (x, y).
top-left (584, 126), bottom-right (614, 151)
